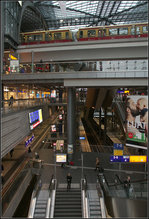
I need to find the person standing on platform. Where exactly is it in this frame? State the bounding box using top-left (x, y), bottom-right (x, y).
top-left (9, 95), bottom-right (14, 107)
top-left (66, 173), bottom-right (72, 191)
top-left (124, 176), bottom-right (131, 197)
top-left (95, 157), bottom-right (100, 171)
top-left (10, 149), bottom-right (14, 158)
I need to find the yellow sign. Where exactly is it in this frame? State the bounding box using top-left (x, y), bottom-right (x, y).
top-left (124, 90), bottom-right (129, 94)
top-left (129, 156), bottom-right (147, 163)
top-left (9, 54), bottom-right (17, 60)
top-left (114, 150), bottom-right (123, 156)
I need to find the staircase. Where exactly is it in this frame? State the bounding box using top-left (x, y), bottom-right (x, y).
top-left (34, 189), bottom-right (49, 218)
top-left (88, 184), bottom-right (102, 218)
top-left (54, 184), bottom-right (82, 218)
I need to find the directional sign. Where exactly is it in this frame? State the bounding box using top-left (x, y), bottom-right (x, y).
top-left (113, 143), bottom-right (124, 150)
top-left (113, 150), bottom-right (123, 156)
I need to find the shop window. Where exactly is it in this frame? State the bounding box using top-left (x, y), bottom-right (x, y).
top-left (131, 27), bottom-right (135, 35)
top-left (142, 26), bottom-right (148, 33)
top-left (109, 28), bottom-right (118, 36)
top-left (54, 33), bottom-right (62, 40)
top-left (88, 30), bottom-right (96, 37)
top-left (119, 28), bottom-right (128, 35)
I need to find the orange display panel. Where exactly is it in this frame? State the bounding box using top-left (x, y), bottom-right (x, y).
top-left (113, 150), bottom-right (123, 156)
top-left (129, 156), bottom-right (147, 163)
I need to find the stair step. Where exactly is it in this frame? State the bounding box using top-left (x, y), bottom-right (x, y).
top-left (54, 212), bottom-right (82, 217)
top-left (90, 206), bottom-right (101, 210)
top-left (55, 202), bottom-right (81, 205)
top-left (34, 213), bottom-right (45, 217)
top-left (34, 209), bottom-right (46, 213)
top-left (55, 209), bottom-right (81, 212)
top-left (90, 211), bottom-right (102, 215)
top-left (36, 200), bottom-right (47, 203)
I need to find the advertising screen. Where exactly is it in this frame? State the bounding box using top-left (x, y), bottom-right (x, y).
top-left (29, 109), bottom-right (43, 130)
top-left (51, 90), bottom-right (56, 98)
top-left (126, 96), bottom-right (148, 149)
top-left (56, 154), bottom-right (67, 163)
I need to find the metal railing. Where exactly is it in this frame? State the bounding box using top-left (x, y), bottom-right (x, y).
top-left (1, 98), bottom-right (67, 114)
top-left (3, 60), bottom-right (148, 75)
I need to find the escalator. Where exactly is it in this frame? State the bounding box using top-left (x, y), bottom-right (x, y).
top-left (98, 173), bottom-right (147, 217)
top-left (54, 187), bottom-right (82, 218)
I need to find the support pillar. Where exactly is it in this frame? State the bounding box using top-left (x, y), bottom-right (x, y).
top-left (67, 87), bottom-right (76, 161)
top-left (31, 51), bottom-right (34, 73)
top-left (104, 108), bottom-right (107, 144)
top-left (99, 108), bottom-right (102, 137)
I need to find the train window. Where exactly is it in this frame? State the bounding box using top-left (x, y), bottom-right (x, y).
top-left (54, 33), bottom-right (62, 40)
top-left (98, 30), bottom-right (102, 37)
top-left (131, 27), bottom-right (135, 35)
top-left (49, 33), bottom-right (52, 40)
top-left (33, 34), bottom-right (42, 41)
top-left (136, 26), bottom-right (140, 34)
top-left (119, 28), bottom-right (128, 35)
top-left (142, 26), bottom-right (148, 33)
top-left (109, 28), bottom-right (118, 35)
top-left (88, 30), bottom-right (96, 37)
top-left (27, 35), bottom-right (33, 41)
top-left (66, 32), bottom-right (69, 39)
top-left (79, 31), bottom-right (83, 38)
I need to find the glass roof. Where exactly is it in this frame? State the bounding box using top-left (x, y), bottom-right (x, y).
top-left (22, 1), bottom-right (148, 31)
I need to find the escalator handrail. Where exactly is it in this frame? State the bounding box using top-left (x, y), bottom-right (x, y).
top-left (49, 178), bottom-right (57, 218)
top-left (96, 180), bottom-right (107, 218)
top-left (81, 177), bottom-right (89, 218)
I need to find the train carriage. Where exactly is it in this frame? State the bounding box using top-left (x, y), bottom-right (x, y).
top-left (20, 22), bottom-right (148, 45)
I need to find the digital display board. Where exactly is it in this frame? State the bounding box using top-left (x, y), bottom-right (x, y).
top-left (56, 154), bottom-right (67, 163)
top-left (79, 137), bottom-right (85, 140)
top-left (129, 156), bottom-right (147, 163)
top-left (29, 109), bottom-right (43, 130)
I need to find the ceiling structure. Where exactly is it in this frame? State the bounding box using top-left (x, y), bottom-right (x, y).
top-left (21, 0), bottom-right (148, 32)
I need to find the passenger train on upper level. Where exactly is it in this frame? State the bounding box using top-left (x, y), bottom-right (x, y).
top-left (20, 22), bottom-right (148, 45)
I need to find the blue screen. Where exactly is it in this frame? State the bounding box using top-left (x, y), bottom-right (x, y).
top-left (29, 110), bottom-right (39, 124)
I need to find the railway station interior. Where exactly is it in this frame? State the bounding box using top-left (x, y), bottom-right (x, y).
top-left (1, 1), bottom-right (148, 218)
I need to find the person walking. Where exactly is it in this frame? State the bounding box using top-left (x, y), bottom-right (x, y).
top-left (66, 173), bottom-right (72, 191)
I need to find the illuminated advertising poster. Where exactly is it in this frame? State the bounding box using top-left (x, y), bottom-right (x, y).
top-left (56, 154), bottom-right (67, 163)
top-left (51, 90), bottom-right (56, 98)
top-left (126, 96), bottom-right (148, 149)
top-left (29, 109), bottom-right (43, 130)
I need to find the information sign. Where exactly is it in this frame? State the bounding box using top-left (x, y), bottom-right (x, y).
top-left (113, 150), bottom-right (123, 156)
top-left (56, 154), bottom-right (67, 163)
top-left (67, 144), bottom-right (73, 154)
top-left (113, 143), bottom-right (124, 150)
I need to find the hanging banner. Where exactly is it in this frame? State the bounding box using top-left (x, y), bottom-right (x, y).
top-left (126, 95), bottom-right (148, 149)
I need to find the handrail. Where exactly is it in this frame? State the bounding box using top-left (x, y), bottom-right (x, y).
top-left (27, 175), bottom-right (41, 218)
top-left (96, 180), bottom-right (107, 218)
top-left (81, 177), bottom-right (89, 218)
top-left (49, 178), bottom-right (57, 218)
top-left (45, 175), bottom-right (54, 218)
